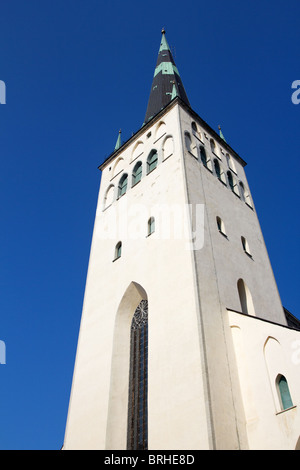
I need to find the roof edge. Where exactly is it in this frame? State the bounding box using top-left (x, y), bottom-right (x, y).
top-left (98, 97), bottom-right (247, 171)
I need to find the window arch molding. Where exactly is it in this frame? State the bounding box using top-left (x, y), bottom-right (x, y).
top-left (105, 282), bottom-right (148, 450)
top-left (103, 184), bottom-right (115, 210)
top-left (210, 138), bottom-right (216, 155)
top-left (161, 134), bottom-right (174, 161)
top-left (155, 120), bottom-right (166, 140)
top-left (112, 157), bottom-right (124, 177)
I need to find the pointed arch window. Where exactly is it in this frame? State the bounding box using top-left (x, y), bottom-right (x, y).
top-left (214, 159), bottom-right (221, 179)
top-left (200, 146), bottom-right (207, 167)
top-left (132, 161), bottom-right (142, 186)
top-left (191, 121), bottom-right (197, 133)
top-left (127, 299), bottom-right (148, 450)
top-left (239, 181), bottom-right (245, 201)
top-left (147, 150), bottom-right (158, 174)
top-left (118, 174), bottom-right (128, 197)
top-left (276, 374), bottom-right (293, 411)
top-left (210, 138), bottom-right (216, 154)
top-left (227, 171), bottom-right (234, 191)
top-left (237, 279), bottom-right (255, 316)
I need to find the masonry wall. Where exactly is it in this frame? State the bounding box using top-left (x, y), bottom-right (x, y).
top-left (64, 103), bottom-right (212, 450)
top-left (64, 100), bottom-right (296, 451)
top-left (179, 104), bottom-right (289, 449)
top-left (228, 310), bottom-right (300, 450)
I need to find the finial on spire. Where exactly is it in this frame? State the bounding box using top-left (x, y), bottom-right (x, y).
top-left (161, 28), bottom-right (166, 34)
top-left (114, 129), bottom-right (122, 151)
top-left (218, 125), bottom-right (226, 142)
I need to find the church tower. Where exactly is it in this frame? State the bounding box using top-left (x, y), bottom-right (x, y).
top-left (63, 31), bottom-right (300, 450)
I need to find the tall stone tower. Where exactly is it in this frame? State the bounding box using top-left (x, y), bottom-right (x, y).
top-left (63, 30), bottom-right (300, 450)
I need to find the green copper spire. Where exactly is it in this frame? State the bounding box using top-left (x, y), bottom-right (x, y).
top-left (159, 28), bottom-right (169, 52)
top-left (114, 129), bottom-right (122, 150)
top-left (144, 29), bottom-right (190, 124)
top-left (218, 125), bottom-right (226, 142)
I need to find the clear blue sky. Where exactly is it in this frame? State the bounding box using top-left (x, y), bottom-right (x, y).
top-left (0, 0), bottom-right (299, 450)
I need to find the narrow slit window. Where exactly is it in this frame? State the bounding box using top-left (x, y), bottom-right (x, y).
top-left (216, 216), bottom-right (226, 237)
top-left (200, 146), bottom-right (207, 167)
top-left (227, 171), bottom-right (234, 191)
top-left (148, 217), bottom-right (155, 236)
top-left (114, 241), bottom-right (122, 260)
top-left (241, 236), bottom-right (252, 257)
top-left (214, 159), bottom-right (221, 179)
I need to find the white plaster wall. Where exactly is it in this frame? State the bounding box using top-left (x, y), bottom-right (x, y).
top-left (228, 310), bottom-right (300, 450)
top-left (64, 103), bottom-right (211, 450)
top-left (64, 100), bottom-right (296, 451)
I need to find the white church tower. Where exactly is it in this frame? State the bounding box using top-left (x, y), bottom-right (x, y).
top-left (63, 30), bottom-right (300, 450)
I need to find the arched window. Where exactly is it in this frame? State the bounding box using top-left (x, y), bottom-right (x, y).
top-left (239, 181), bottom-right (245, 201)
top-left (214, 159), bottom-right (221, 179)
top-left (132, 161), bottom-right (142, 186)
top-left (147, 150), bottom-right (158, 174)
top-left (148, 217), bottom-right (155, 236)
top-left (237, 279), bottom-right (255, 316)
top-left (216, 216), bottom-right (226, 237)
top-left (114, 241), bottom-right (122, 260)
top-left (276, 374), bottom-right (293, 411)
top-left (227, 171), bottom-right (234, 191)
top-left (118, 174), bottom-right (128, 197)
top-left (210, 138), bottom-right (216, 154)
top-left (226, 153), bottom-right (237, 173)
top-left (184, 132), bottom-right (192, 153)
top-left (127, 299), bottom-right (148, 450)
top-left (241, 236), bottom-right (252, 257)
top-left (200, 146), bottom-right (207, 167)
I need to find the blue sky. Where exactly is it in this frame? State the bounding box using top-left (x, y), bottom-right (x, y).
top-left (0, 0), bottom-right (299, 450)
